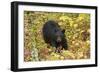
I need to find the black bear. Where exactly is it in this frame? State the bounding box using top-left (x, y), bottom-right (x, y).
top-left (42, 20), bottom-right (68, 53)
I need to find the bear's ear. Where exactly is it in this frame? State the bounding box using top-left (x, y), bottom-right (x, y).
top-left (62, 29), bottom-right (65, 33)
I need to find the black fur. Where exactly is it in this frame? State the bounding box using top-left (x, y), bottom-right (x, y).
top-left (42, 20), bottom-right (68, 52)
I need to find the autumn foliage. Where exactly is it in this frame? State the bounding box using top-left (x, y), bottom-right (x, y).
top-left (24, 11), bottom-right (90, 62)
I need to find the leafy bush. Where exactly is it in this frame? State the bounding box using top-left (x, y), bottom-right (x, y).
top-left (24, 11), bottom-right (90, 62)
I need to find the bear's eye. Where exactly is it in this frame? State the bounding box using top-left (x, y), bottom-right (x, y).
top-left (54, 29), bottom-right (58, 32)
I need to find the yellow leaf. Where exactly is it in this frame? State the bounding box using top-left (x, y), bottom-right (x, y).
top-left (76, 52), bottom-right (83, 59)
top-left (60, 56), bottom-right (65, 60)
top-left (74, 24), bottom-right (78, 28)
top-left (70, 21), bottom-right (74, 27)
top-left (61, 51), bottom-right (75, 59)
